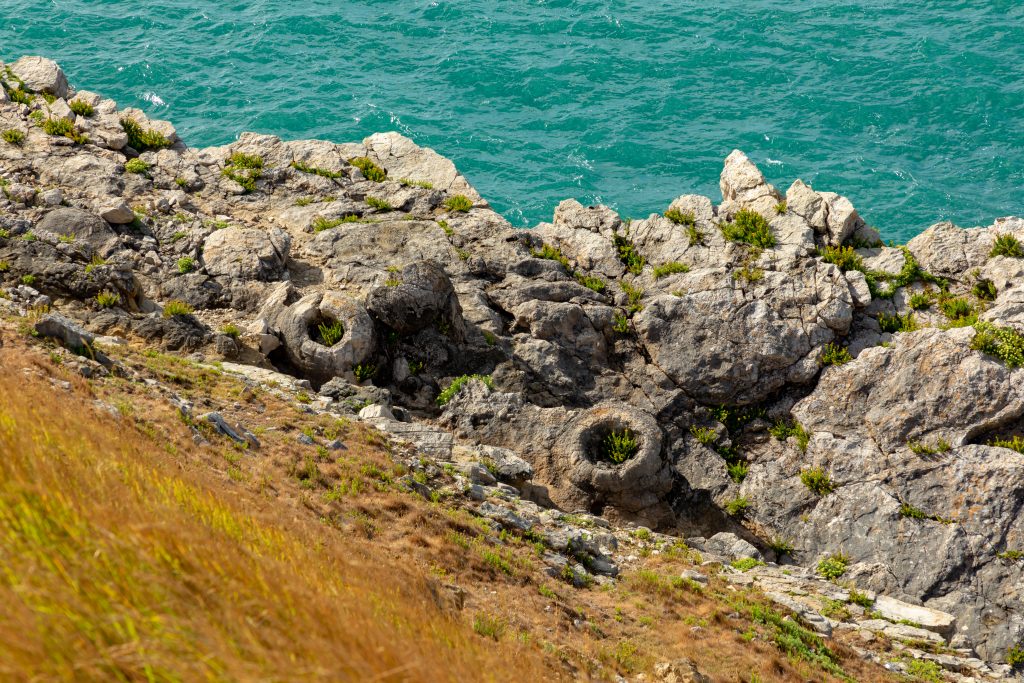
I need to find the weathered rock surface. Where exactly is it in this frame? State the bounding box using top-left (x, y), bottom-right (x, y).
top-left (4, 56), bottom-right (1024, 671)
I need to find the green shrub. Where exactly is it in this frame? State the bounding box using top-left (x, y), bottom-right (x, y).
top-left (767, 537), bottom-right (795, 557)
top-left (800, 467), bottom-right (835, 496)
top-left (940, 297), bottom-right (975, 326)
top-left (816, 553), bottom-right (849, 580)
top-left (162, 300), bottom-right (193, 317)
top-left (991, 233), bottom-right (1024, 259)
top-left (20, 274), bottom-right (37, 286)
top-left (990, 435), bottom-right (1024, 454)
top-left (908, 292), bottom-right (932, 310)
top-left (312, 216), bottom-right (347, 232)
top-left (663, 209), bottom-right (694, 226)
top-left (904, 658), bottom-right (944, 682)
top-left (613, 234), bottom-right (645, 274)
top-left (575, 273), bottom-right (606, 293)
top-left (899, 502), bottom-right (929, 520)
top-left (399, 177), bottom-right (433, 189)
top-left (847, 589), bottom-right (874, 608)
top-left (727, 460), bottom-right (749, 484)
top-left (1009, 645), bottom-right (1024, 669)
top-left (730, 557), bottom-right (763, 572)
top-left (689, 426), bottom-right (718, 446)
top-left (437, 374), bottom-right (494, 406)
top-left (819, 245), bottom-right (864, 272)
top-left (878, 312), bottom-right (918, 334)
top-left (365, 196), bottom-right (393, 211)
top-left (124, 158), bottom-right (150, 175)
top-left (290, 161), bottom-right (344, 179)
top-left (724, 496), bottom-right (749, 517)
top-left (973, 278), bottom-right (998, 301)
top-left (769, 419), bottom-right (809, 451)
top-left (821, 343), bottom-right (852, 366)
top-left (443, 195), bottom-right (473, 213)
top-left (907, 439), bottom-right (951, 456)
top-left (652, 262), bottom-right (690, 279)
top-left (472, 613), bottom-right (506, 640)
top-left (600, 429), bottom-right (639, 464)
top-left (95, 291), bottom-right (121, 308)
top-left (7, 87), bottom-right (32, 105)
top-left (971, 322), bottom-right (1024, 368)
top-left (221, 152), bottom-right (263, 193)
top-left (353, 364), bottom-right (377, 382)
top-left (221, 324), bottom-right (241, 339)
top-left (774, 201), bottom-right (787, 215)
top-left (120, 117), bottom-right (171, 151)
top-left (69, 100), bottom-right (95, 117)
top-left (315, 320), bottom-right (345, 347)
top-left (531, 243), bottom-right (572, 271)
top-left (2, 129), bottom-right (25, 145)
top-left (612, 313), bottom-right (630, 334)
top-left (350, 156), bottom-right (386, 182)
top-left (621, 281), bottom-right (644, 313)
top-left (40, 117), bottom-right (86, 144)
top-left (722, 209), bottom-right (775, 249)
top-left (176, 257), bottom-right (197, 274)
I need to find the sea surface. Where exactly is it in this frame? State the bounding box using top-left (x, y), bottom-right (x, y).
top-left (3, 1), bottom-right (1024, 240)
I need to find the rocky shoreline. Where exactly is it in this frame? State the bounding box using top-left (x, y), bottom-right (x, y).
top-left (2, 56), bottom-right (1024, 679)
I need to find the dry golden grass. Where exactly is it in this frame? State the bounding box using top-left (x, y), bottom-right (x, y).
top-left (0, 325), bottom-right (905, 683)
top-left (0, 350), bottom-right (553, 682)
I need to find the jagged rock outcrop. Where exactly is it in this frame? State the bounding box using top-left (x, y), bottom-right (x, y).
top-left (3, 56), bottom-right (1024, 670)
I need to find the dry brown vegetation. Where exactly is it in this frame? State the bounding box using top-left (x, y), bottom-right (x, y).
top-left (0, 326), bottom-right (902, 682)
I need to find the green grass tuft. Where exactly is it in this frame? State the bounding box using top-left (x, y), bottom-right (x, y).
top-left (350, 157), bottom-right (386, 182)
top-left (163, 300), bottom-right (194, 317)
top-left (991, 233), bottom-right (1024, 259)
top-left (722, 209), bottom-right (775, 249)
top-left (437, 374), bottom-right (494, 406)
top-left (443, 195), bottom-right (474, 213)
top-left (600, 429), bottom-right (639, 464)
top-left (121, 117), bottom-right (171, 151)
top-left (652, 262), bottom-right (690, 279)
top-left (800, 468), bottom-right (835, 496)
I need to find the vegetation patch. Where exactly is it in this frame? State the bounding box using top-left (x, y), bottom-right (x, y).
top-left (907, 439), bottom-right (951, 456)
top-left (350, 156), bottom-right (387, 182)
top-left (800, 467), bottom-right (835, 496)
top-left (878, 311), bottom-right (919, 334)
top-left (599, 429), bottom-right (639, 465)
top-left (1, 129), bottom-right (25, 145)
top-left (177, 256), bottom-right (197, 274)
top-left (721, 209), bottom-right (775, 249)
top-left (989, 435), bottom-right (1024, 454)
top-left (991, 233), bottom-right (1024, 259)
top-left (121, 117), bottom-right (172, 151)
top-left (816, 553), bottom-right (849, 581)
top-left (163, 300), bottom-right (194, 317)
top-left (222, 152), bottom-right (264, 193)
top-left (613, 233), bottom-right (645, 275)
top-left (365, 196), bottom-right (393, 211)
top-left (125, 158), bottom-right (150, 175)
top-left (971, 322), bottom-right (1024, 368)
top-left (652, 262), bottom-right (690, 279)
top-left (821, 343), bottom-right (853, 366)
top-left (437, 374), bottom-right (494, 406)
top-left (724, 496), bottom-right (750, 517)
top-left (290, 161), bottom-right (344, 179)
top-left (663, 208), bottom-right (694, 226)
top-left (443, 195), bottom-right (473, 213)
top-left (973, 278), bottom-right (998, 301)
top-left (939, 297), bottom-right (976, 327)
top-left (769, 419), bottom-right (809, 451)
top-left (730, 557), bottom-right (763, 571)
top-left (40, 117), bottom-right (87, 144)
top-left (95, 291), bottom-right (121, 309)
top-left (69, 99), bottom-right (95, 117)
top-left (313, 319), bottom-right (345, 347)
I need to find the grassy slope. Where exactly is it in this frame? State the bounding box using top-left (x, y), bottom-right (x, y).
top-left (0, 326), bottom-right (902, 682)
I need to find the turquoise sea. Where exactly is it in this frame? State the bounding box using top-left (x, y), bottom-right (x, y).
top-left (3, 2), bottom-right (1023, 240)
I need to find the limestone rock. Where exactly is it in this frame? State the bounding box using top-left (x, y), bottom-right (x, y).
top-left (10, 56), bottom-right (69, 98)
top-left (203, 227), bottom-right (290, 281)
